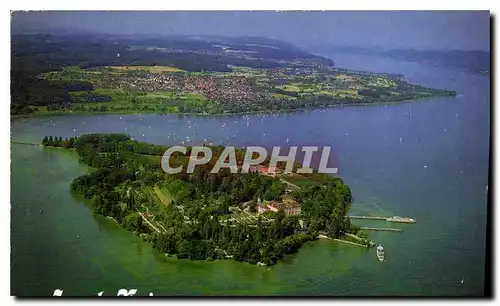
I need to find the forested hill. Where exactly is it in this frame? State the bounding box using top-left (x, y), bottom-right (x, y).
top-left (11, 33), bottom-right (334, 74)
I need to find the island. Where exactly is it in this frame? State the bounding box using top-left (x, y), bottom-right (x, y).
top-left (41, 133), bottom-right (371, 266)
top-left (12, 34), bottom-right (456, 117)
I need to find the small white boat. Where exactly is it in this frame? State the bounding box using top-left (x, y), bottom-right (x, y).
top-left (376, 245), bottom-right (385, 261)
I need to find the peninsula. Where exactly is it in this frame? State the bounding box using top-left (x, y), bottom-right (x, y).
top-left (12, 34), bottom-right (456, 117)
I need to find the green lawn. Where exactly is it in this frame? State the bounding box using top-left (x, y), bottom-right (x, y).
top-left (280, 174), bottom-right (321, 188)
top-left (154, 186), bottom-right (174, 206)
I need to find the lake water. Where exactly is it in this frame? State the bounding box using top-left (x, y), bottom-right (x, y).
top-left (10, 53), bottom-right (490, 296)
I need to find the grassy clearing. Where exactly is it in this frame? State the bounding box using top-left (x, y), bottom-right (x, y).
top-left (182, 93), bottom-right (207, 101)
top-left (143, 91), bottom-right (178, 98)
top-left (154, 186), bottom-right (173, 206)
top-left (142, 186), bottom-right (163, 208)
top-left (270, 93), bottom-right (297, 100)
top-left (334, 89), bottom-right (359, 96)
top-left (277, 85), bottom-right (301, 92)
top-left (280, 174), bottom-right (321, 188)
top-left (317, 90), bottom-right (338, 96)
top-left (92, 87), bottom-right (127, 97)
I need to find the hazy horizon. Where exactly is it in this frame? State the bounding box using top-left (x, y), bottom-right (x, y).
top-left (11, 11), bottom-right (491, 52)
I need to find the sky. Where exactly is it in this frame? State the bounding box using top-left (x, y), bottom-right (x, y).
top-left (11, 11), bottom-right (491, 51)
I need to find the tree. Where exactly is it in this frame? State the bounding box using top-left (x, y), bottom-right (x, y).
top-left (357, 230), bottom-right (368, 240)
top-left (248, 200), bottom-right (257, 213)
top-left (136, 215), bottom-right (143, 233)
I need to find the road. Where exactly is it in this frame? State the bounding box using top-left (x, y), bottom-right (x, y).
top-left (138, 211), bottom-right (163, 234)
top-left (279, 178), bottom-right (301, 190)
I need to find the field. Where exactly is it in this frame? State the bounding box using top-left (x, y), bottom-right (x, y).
top-left (107, 65), bottom-right (185, 73)
top-left (154, 186), bottom-right (173, 206)
top-left (280, 174), bottom-right (321, 189)
top-left (280, 172), bottom-right (344, 189)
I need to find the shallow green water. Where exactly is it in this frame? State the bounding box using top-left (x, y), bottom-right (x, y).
top-left (11, 54), bottom-right (489, 296)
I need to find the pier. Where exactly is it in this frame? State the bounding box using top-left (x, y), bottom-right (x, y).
top-left (349, 215), bottom-right (386, 221)
top-left (360, 227), bottom-right (402, 232)
top-left (348, 215), bottom-right (416, 223)
top-left (318, 232), bottom-right (374, 248)
top-left (11, 141), bottom-right (41, 146)
top-left (332, 238), bottom-right (368, 248)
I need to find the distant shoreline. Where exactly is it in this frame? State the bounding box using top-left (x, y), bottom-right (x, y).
top-left (10, 94), bottom-right (455, 120)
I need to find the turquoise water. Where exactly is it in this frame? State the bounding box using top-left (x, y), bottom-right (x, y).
top-left (11, 54), bottom-right (489, 296)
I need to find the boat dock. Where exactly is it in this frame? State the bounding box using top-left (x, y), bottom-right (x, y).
top-left (349, 215), bottom-right (387, 221)
top-left (11, 141), bottom-right (41, 146)
top-left (349, 215), bottom-right (416, 223)
top-left (360, 227), bottom-right (402, 232)
top-left (332, 238), bottom-right (369, 248)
